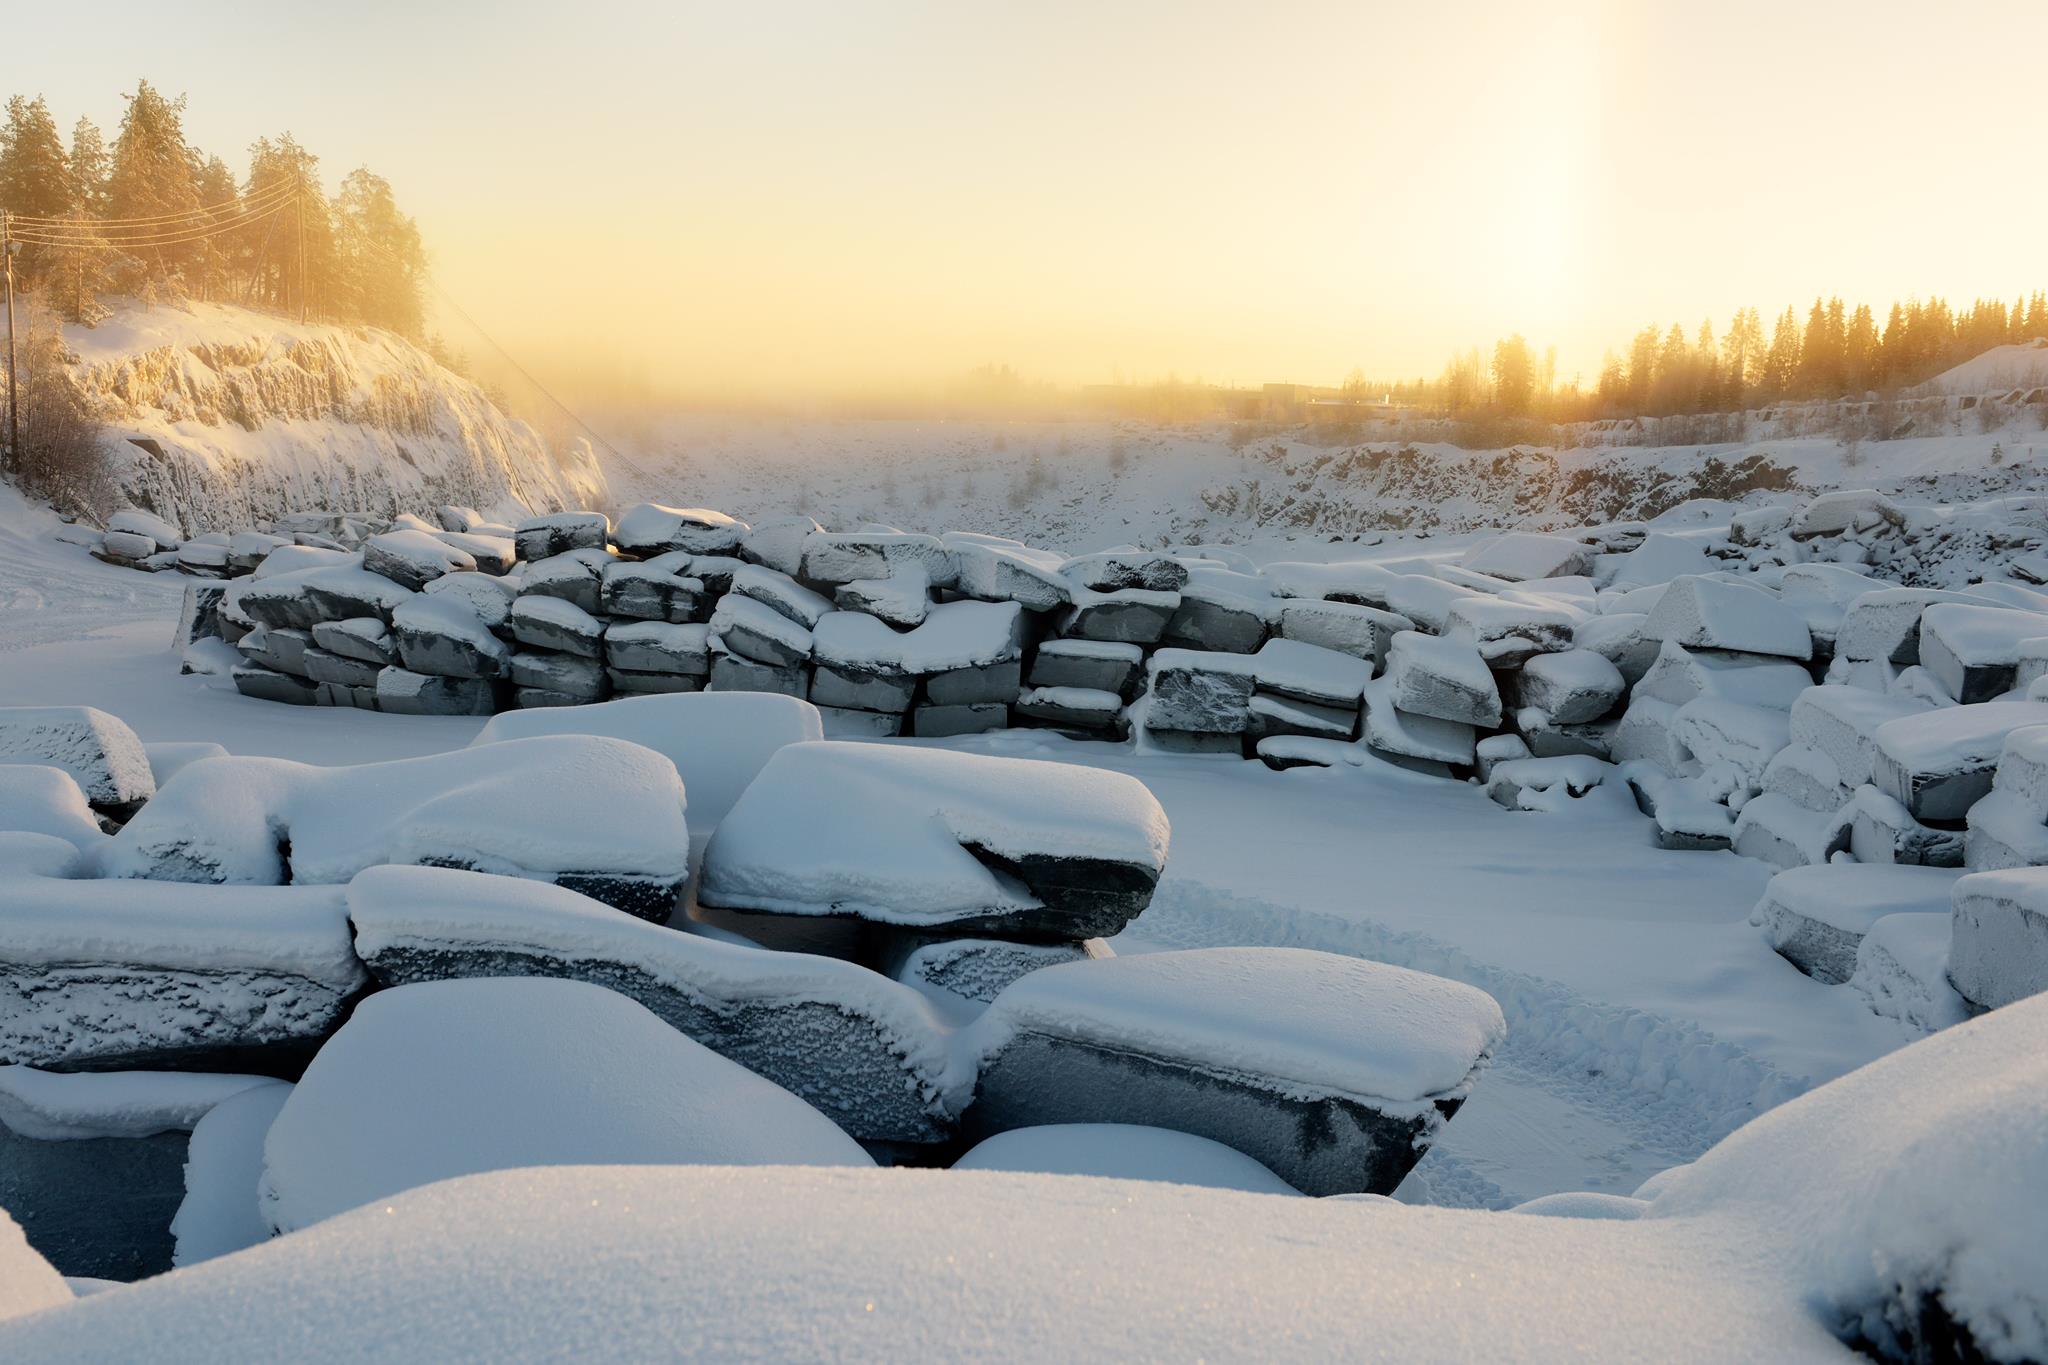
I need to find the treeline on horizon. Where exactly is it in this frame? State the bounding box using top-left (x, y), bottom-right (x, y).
top-left (0, 82), bottom-right (427, 339)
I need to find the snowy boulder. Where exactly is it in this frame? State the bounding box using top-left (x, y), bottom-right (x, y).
top-left (811, 662), bottom-right (917, 713)
top-left (471, 692), bottom-right (821, 848)
top-left (1729, 504), bottom-right (1796, 546)
top-left (1458, 532), bottom-right (1590, 583)
top-left (1788, 488), bottom-right (1903, 540)
top-left (237, 624), bottom-right (314, 678)
top-left (599, 556), bottom-right (703, 623)
top-left (1642, 575), bottom-right (1811, 661)
top-left (108, 508), bottom-right (181, 549)
top-left (519, 547), bottom-right (612, 613)
top-left (1250, 638), bottom-right (1370, 708)
top-left (1574, 611), bottom-right (1655, 685)
top-left (1246, 692), bottom-right (1356, 744)
top-left (707, 652), bottom-right (809, 700)
top-left (1634, 640), bottom-right (1814, 711)
top-left (508, 594), bottom-right (606, 658)
top-left (1384, 631), bottom-right (1501, 728)
top-left (1602, 533), bottom-right (1713, 591)
top-left (947, 536), bottom-right (1073, 610)
top-left (1062, 587), bottom-right (1178, 644)
top-left (1840, 785), bottom-right (1965, 869)
top-left (1058, 551), bottom-right (1189, 594)
top-left (103, 739), bottom-right (689, 920)
top-left (1750, 865), bottom-right (1958, 984)
top-left (1760, 744), bottom-right (1849, 814)
top-left (1513, 649), bottom-right (1624, 724)
top-left (835, 563), bottom-right (931, 628)
top-left (295, 565), bottom-right (417, 625)
top-left (1162, 571), bottom-right (1273, 654)
top-left (260, 977), bottom-right (869, 1235)
top-left (801, 532), bottom-right (956, 588)
top-left (1028, 639), bottom-right (1144, 699)
top-left (1361, 675), bottom-right (1476, 768)
top-left (739, 515), bottom-right (824, 577)
top-left (432, 530), bottom-right (515, 576)
top-left (231, 663), bottom-right (319, 707)
top-left (1485, 755), bottom-right (1612, 811)
top-left (910, 703), bottom-right (1009, 738)
top-left (613, 503), bottom-right (747, 557)
top-left (1790, 686), bottom-right (1931, 790)
top-left (708, 593), bottom-right (813, 667)
top-left (953, 1124), bottom-right (1297, 1195)
top-left (1835, 587), bottom-right (1989, 665)
top-left (699, 742), bottom-right (1169, 941)
top-left (510, 651), bottom-right (606, 704)
top-left (1918, 603), bottom-right (2048, 704)
top-left (1276, 599), bottom-right (1411, 666)
top-left (374, 667), bottom-right (498, 717)
top-left (309, 617), bottom-right (396, 667)
top-left (361, 530), bottom-right (474, 592)
top-left (963, 948), bottom-right (1504, 1197)
top-left (1144, 650), bottom-right (1256, 735)
top-left (1442, 595), bottom-right (1576, 667)
top-left (1847, 913), bottom-right (1969, 1034)
top-left (1381, 574), bottom-right (1480, 633)
top-left (813, 599), bottom-right (1024, 676)
top-left (422, 569), bottom-right (516, 629)
top-left (171, 1082), bottom-right (293, 1268)
top-left (1014, 687), bottom-right (1128, 736)
top-left (729, 564), bottom-right (834, 629)
top-left (391, 596), bottom-right (511, 679)
top-left (1948, 867), bottom-right (2048, 1011)
top-left (0, 705), bottom-right (154, 819)
top-left (345, 867), bottom-right (954, 1142)
top-left (0, 834), bottom-right (365, 1070)
top-left (1642, 990), bottom-right (2048, 1365)
top-left (512, 511), bottom-right (609, 562)
top-left (172, 582), bottom-right (224, 649)
top-left (1872, 703), bottom-right (2048, 821)
top-left (1671, 699), bottom-right (1791, 795)
top-left (604, 621), bottom-right (711, 676)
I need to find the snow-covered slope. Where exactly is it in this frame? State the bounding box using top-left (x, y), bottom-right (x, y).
top-left (66, 301), bottom-right (607, 534)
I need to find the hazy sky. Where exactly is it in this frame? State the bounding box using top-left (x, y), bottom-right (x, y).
top-left (14, 0), bottom-right (2048, 397)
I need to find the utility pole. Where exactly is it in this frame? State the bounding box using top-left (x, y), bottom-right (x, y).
top-left (4, 211), bottom-right (18, 477)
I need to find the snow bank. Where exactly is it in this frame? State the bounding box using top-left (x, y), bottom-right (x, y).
top-left (0, 766), bottom-right (108, 855)
top-left (0, 706), bottom-right (154, 811)
top-left (259, 978), bottom-right (871, 1233)
top-left (0, 1209), bottom-right (68, 1324)
top-left (170, 1083), bottom-right (292, 1267)
top-left (0, 1069), bottom-right (278, 1142)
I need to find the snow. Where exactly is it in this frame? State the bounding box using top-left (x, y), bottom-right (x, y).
top-left (1642, 991), bottom-right (2048, 1364)
top-left (0, 1069), bottom-right (278, 1142)
top-left (1927, 337), bottom-right (2048, 394)
top-left (729, 563), bottom-right (833, 628)
top-left (170, 1084), bottom-right (293, 1268)
top-left (0, 1208), bottom-right (68, 1325)
top-left (1604, 533), bottom-right (1713, 590)
top-left (1635, 640), bottom-right (1814, 710)
top-left (812, 599), bottom-right (1024, 672)
top-left (102, 736), bottom-right (688, 887)
top-left (699, 741), bottom-right (1169, 925)
top-left (1847, 914), bottom-right (1968, 1033)
top-left (361, 529), bottom-right (473, 589)
top-left (1754, 864), bottom-right (1956, 937)
top-left (107, 509), bottom-right (182, 548)
top-left (1643, 575), bottom-right (1811, 660)
top-left (708, 592), bottom-right (814, 656)
top-left (471, 692), bottom-right (820, 844)
top-left (0, 765), bottom-right (107, 855)
top-left (259, 978), bottom-right (872, 1234)
top-left (970, 948), bottom-right (1504, 1106)
top-left (1249, 637), bottom-right (1371, 705)
top-left (1384, 630), bottom-right (1501, 727)
top-left (953, 1124), bottom-right (1301, 1195)
top-left (1948, 867), bottom-right (2048, 1010)
top-left (1873, 702), bottom-right (2048, 790)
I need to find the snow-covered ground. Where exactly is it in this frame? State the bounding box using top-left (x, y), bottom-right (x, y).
top-left (0, 481), bottom-right (1907, 1208)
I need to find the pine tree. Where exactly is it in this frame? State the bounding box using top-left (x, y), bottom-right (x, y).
top-left (335, 167), bottom-right (426, 337)
top-left (107, 80), bottom-right (201, 288)
top-left (1762, 307), bottom-right (1801, 398)
top-left (246, 134), bottom-right (337, 319)
top-left (0, 95), bottom-right (72, 287)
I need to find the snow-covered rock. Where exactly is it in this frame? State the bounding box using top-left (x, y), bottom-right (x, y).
top-left (699, 741), bottom-right (1169, 940)
top-left (391, 595), bottom-right (510, 679)
top-left (345, 866), bottom-right (955, 1142)
top-left (1027, 638), bottom-right (1144, 698)
top-left (1918, 603), bottom-right (2048, 703)
top-left (0, 833), bottom-right (365, 1070)
top-left (964, 947), bottom-right (1504, 1197)
top-left (259, 977), bottom-right (870, 1235)
top-left (170, 1083), bottom-right (292, 1268)
top-left (598, 556), bottom-right (703, 623)
top-left (953, 1124), bottom-right (1298, 1195)
top-left (613, 503), bottom-right (746, 557)
top-left (1458, 532), bottom-right (1591, 583)
top-left (1514, 649), bottom-right (1625, 724)
top-left (1872, 703), bottom-right (2048, 821)
top-left (1384, 631), bottom-right (1501, 728)
top-left (1948, 867), bottom-right (2048, 1011)
top-left (1750, 865), bottom-right (1958, 984)
top-left (0, 766), bottom-right (108, 855)
top-left (0, 706), bottom-right (154, 817)
top-left (512, 511), bottom-right (608, 562)
top-left (361, 529), bottom-right (474, 592)
top-left (103, 738), bottom-right (689, 920)
top-left (1361, 674), bottom-right (1476, 767)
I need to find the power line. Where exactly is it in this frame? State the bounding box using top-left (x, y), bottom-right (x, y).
top-left (5, 176), bottom-right (298, 228)
top-left (7, 195), bottom-right (297, 250)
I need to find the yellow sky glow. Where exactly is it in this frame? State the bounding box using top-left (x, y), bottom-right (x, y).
top-left (18, 0), bottom-right (2048, 399)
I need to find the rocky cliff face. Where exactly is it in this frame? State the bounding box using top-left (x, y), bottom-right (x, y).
top-left (65, 301), bottom-right (606, 533)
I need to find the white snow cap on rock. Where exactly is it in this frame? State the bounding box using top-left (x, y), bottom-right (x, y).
top-left (699, 741), bottom-right (1169, 926)
top-left (970, 947), bottom-right (1505, 1107)
top-left (0, 706), bottom-right (154, 809)
top-left (260, 977), bottom-right (872, 1234)
top-left (0, 765), bottom-right (107, 856)
top-left (1643, 575), bottom-right (1812, 660)
top-left (1458, 532), bottom-right (1590, 582)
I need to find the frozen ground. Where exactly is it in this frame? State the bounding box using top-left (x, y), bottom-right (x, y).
top-left (0, 484), bottom-right (1909, 1208)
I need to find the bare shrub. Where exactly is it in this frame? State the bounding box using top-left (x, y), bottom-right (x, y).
top-left (6, 298), bottom-right (116, 519)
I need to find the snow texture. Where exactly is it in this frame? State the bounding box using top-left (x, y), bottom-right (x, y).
top-left (953, 1124), bottom-right (1300, 1195)
top-left (1643, 575), bottom-right (1812, 660)
top-left (0, 706), bottom-right (154, 810)
top-left (170, 1083), bottom-right (293, 1267)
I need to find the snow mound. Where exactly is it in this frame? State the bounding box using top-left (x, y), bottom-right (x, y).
top-left (0, 1209), bottom-right (69, 1325)
top-left (259, 977), bottom-right (872, 1234)
top-left (170, 1083), bottom-right (293, 1268)
top-left (1645, 990), bottom-right (2048, 1364)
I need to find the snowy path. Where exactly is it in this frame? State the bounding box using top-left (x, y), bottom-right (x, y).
top-left (0, 507), bottom-right (1922, 1207)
